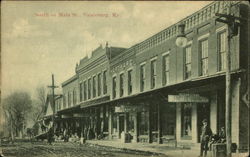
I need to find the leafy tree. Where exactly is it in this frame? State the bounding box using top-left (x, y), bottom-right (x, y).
top-left (3, 91), bottom-right (32, 142)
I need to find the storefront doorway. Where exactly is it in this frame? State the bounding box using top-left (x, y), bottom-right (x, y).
top-left (197, 103), bottom-right (210, 142)
top-left (119, 115), bottom-right (124, 138)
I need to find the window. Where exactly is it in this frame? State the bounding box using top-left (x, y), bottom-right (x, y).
top-left (200, 39), bottom-right (208, 76)
top-left (218, 31), bottom-right (226, 71)
top-left (120, 73), bottom-right (124, 97)
top-left (80, 83), bottom-right (83, 101)
top-left (181, 103), bottom-right (192, 139)
top-left (63, 94), bottom-right (66, 109)
top-left (97, 73), bottom-right (101, 96)
top-left (162, 55), bottom-right (170, 85)
top-left (139, 111), bottom-right (149, 135)
top-left (68, 92), bottom-right (71, 107)
top-left (184, 46), bottom-right (192, 79)
top-left (128, 70), bottom-right (133, 95)
top-left (88, 78), bottom-right (91, 99)
top-left (112, 76), bottom-right (117, 99)
top-left (83, 81), bottom-right (87, 101)
top-left (151, 60), bottom-right (157, 89)
top-left (140, 64), bottom-right (146, 92)
top-left (73, 89), bottom-right (76, 105)
top-left (103, 71), bottom-right (107, 94)
top-left (93, 76), bottom-right (96, 98)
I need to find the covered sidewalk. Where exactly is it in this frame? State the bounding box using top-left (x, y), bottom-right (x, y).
top-left (86, 140), bottom-right (248, 157)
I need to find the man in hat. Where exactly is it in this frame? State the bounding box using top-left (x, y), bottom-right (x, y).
top-left (200, 119), bottom-right (212, 157)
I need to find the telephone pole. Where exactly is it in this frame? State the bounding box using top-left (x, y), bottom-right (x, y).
top-left (48, 74), bottom-right (59, 133)
top-left (215, 2), bottom-right (246, 157)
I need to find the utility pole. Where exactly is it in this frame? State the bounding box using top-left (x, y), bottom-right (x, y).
top-left (48, 74), bottom-right (59, 133)
top-left (215, 2), bottom-right (246, 157)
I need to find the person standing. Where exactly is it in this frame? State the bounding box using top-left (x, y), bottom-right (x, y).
top-left (200, 119), bottom-right (212, 157)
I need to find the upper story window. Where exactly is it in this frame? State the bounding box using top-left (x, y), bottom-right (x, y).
top-left (63, 94), bottom-right (66, 109)
top-left (218, 31), bottom-right (226, 71)
top-left (199, 39), bottom-right (208, 76)
top-left (151, 59), bottom-right (157, 89)
top-left (162, 54), bottom-right (170, 85)
top-left (103, 70), bottom-right (107, 95)
top-left (83, 81), bottom-right (87, 101)
top-left (97, 73), bottom-right (101, 96)
top-left (184, 46), bottom-right (192, 79)
top-left (140, 64), bottom-right (146, 92)
top-left (88, 78), bottom-right (91, 99)
top-left (93, 76), bottom-right (97, 98)
top-left (128, 70), bottom-right (133, 95)
top-left (68, 92), bottom-right (71, 107)
top-left (80, 83), bottom-right (83, 102)
top-left (120, 73), bottom-right (124, 97)
top-left (112, 76), bottom-right (117, 99)
top-left (73, 89), bottom-right (77, 105)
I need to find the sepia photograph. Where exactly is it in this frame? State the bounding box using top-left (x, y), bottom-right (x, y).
top-left (0, 1), bottom-right (249, 157)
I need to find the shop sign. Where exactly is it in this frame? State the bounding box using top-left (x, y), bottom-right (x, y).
top-left (168, 94), bottom-right (209, 103)
top-left (61, 114), bottom-right (72, 119)
top-left (115, 105), bottom-right (143, 113)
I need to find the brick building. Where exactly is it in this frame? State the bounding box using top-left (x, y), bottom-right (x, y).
top-left (44, 1), bottom-right (249, 152)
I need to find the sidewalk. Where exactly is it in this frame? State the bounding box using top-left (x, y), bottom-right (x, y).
top-left (86, 140), bottom-right (199, 157)
top-left (86, 140), bottom-right (249, 157)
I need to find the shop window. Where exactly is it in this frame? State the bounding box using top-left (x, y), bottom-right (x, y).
top-left (199, 39), bottom-right (208, 76)
top-left (162, 54), bottom-right (170, 85)
top-left (120, 73), bottom-right (124, 97)
top-left (112, 76), bottom-right (117, 99)
top-left (181, 103), bottom-right (192, 139)
top-left (140, 64), bottom-right (146, 92)
top-left (97, 73), bottom-right (101, 96)
top-left (162, 104), bottom-right (176, 136)
top-left (151, 60), bottom-right (157, 89)
top-left (139, 111), bottom-right (149, 135)
top-left (103, 71), bottom-right (107, 95)
top-left (184, 46), bottom-right (192, 79)
top-left (128, 114), bottom-right (134, 133)
top-left (218, 31), bottom-right (226, 71)
top-left (128, 70), bottom-right (133, 95)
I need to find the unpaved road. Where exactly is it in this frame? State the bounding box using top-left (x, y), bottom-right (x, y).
top-left (1, 141), bottom-right (167, 157)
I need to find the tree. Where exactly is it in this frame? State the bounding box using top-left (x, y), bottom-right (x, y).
top-left (33, 86), bottom-right (47, 122)
top-left (29, 86), bottom-right (47, 136)
top-left (3, 91), bottom-right (32, 142)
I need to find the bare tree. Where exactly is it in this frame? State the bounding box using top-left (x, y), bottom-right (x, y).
top-left (3, 91), bottom-right (32, 142)
top-left (32, 86), bottom-right (47, 123)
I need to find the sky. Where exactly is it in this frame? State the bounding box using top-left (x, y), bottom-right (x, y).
top-left (1, 1), bottom-right (211, 99)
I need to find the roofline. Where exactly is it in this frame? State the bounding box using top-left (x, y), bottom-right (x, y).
top-left (62, 75), bottom-right (78, 87)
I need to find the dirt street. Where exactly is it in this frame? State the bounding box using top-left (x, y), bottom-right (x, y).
top-left (1, 141), bottom-right (167, 157)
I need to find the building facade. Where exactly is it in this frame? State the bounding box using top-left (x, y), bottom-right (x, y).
top-left (46, 1), bottom-right (249, 152)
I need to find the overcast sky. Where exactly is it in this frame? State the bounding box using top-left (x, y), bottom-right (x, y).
top-left (1, 1), bottom-right (211, 99)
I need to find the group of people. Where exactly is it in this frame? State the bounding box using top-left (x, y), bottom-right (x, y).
top-left (199, 119), bottom-right (226, 157)
top-left (46, 126), bottom-right (106, 145)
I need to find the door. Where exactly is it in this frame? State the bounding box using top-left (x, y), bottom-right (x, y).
top-left (119, 115), bottom-right (124, 138)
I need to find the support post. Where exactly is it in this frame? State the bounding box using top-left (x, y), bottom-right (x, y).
top-left (158, 103), bottom-right (162, 144)
top-left (225, 5), bottom-right (232, 157)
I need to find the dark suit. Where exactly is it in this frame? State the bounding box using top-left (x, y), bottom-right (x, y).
top-left (200, 125), bottom-right (212, 157)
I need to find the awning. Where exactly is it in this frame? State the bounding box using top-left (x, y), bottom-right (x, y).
top-left (57, 105), bottom-right (80, 114)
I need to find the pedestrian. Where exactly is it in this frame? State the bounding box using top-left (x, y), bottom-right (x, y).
top-left (199, 119), bottom-right (212, 157)
top-left (47, 127), bottom-right (53, 145)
